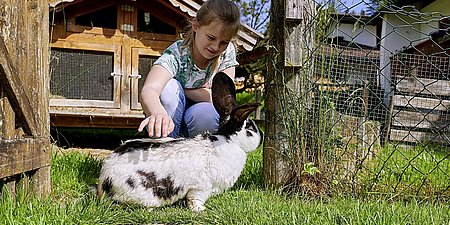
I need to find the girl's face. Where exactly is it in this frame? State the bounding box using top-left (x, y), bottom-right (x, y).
top-left (192, 19), bottom-right (234, 65)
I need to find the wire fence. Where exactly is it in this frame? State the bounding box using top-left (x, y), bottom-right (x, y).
top-left (277, 0), bottom-right (450, 199)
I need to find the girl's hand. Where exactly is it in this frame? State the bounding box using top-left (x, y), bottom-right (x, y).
top-left (138, 113), bottom-right (174, 138)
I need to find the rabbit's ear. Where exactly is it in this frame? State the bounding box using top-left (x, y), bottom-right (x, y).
top-left (231, 103), bottom-right (260, 124)
top-left (217, 103), bottom-right (259, 136)
top-left (212, 72), bottom-right (236, 120)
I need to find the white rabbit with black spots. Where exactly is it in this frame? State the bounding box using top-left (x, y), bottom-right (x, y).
top-left (97, 72), bottom-right (262, 212)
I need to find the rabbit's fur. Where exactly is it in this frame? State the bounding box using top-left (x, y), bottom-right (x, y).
top-left (97, 72), bottom-right (262, 212)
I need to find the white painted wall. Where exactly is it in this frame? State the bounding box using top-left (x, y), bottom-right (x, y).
top-left (379, 13), bottom-right (423, 105)
top-left (381, 14), bottom-right (423, 55)
top-left (329, 23), bottom-right (378, 47)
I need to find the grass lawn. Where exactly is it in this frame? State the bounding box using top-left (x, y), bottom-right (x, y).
top-left (1, 145), bottom-right (449, 225)
top-left (361, 143), bottom-right (450, 197)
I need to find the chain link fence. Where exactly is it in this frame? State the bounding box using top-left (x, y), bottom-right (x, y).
top-left (274, 0), bottom-right (449, 199)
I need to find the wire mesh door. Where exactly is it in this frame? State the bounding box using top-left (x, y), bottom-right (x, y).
top-left (49, 44), bottom-right (122, 108)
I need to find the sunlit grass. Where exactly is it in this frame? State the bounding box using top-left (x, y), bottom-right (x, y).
top-left (361, 143), bottom-right (450, 197)
top-left (0, 146), bottom-right (449, 224)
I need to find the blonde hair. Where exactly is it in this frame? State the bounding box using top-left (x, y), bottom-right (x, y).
top-left (181, 0), bottom-right (240, 72)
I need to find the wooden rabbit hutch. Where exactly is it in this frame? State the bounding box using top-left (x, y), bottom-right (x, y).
top-left (1, 0), bottom-right (50, 195)
top-left (48, 0), bottom-right (263, 129)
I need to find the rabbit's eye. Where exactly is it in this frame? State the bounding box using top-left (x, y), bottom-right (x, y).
top-left (245, 120), bottom-right (258, 133)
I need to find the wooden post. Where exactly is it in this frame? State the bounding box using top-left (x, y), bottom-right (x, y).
top-left (263, 0), bottom-right (316, 187)
top-left (0, 0), bottom-right (50, 196)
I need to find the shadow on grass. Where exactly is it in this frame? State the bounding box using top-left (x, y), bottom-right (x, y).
top-left (51, 151), bottom-right (103, 195)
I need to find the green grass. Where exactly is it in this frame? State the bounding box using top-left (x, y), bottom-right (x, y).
top-left (1, 146), bottom-right (449, 224)
top-left (361, 144), bottom-right (450, 197)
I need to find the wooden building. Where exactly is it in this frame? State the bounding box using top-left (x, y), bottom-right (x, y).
top-left (48, 0), bottom-right (263, 129)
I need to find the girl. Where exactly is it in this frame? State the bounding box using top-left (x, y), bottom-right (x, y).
top-left (138, 0), bottom-right (241, 138)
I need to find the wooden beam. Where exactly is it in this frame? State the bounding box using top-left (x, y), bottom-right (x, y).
top-left (0, 138), bottom-right (50, 179)
top-left (50, 99), bottom-right (115, 108)
top-left (50, 114), bottom-right (144, 129)
top-left (30, 166), bottom-right (51, 197)
top-left (393, 95), bottom-right (450, 112)
top-left (49, 107), bottom-right (145, 117)
top-left (390, 129), bottom-right (450, 145)
top-left (395, 77), bottom-right (450, 97)
top-left (392, 109), bottom-right (449, 130)
top-left (67, 0), bottom-right (116, 18)
top-left (0, 38), bottom-right (38, 137)
top-left (1, 85), bottom-right (15, 139)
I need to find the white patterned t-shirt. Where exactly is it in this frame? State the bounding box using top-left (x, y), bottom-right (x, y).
top-left (154, 40), bottom-right (238, 88)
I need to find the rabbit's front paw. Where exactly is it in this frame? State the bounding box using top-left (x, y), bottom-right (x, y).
top-left (191, 204), bottom-right (206, 212)
top-left (187, 199), bottom-right (206, 212)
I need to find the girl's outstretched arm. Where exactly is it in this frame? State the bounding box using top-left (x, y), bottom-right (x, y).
top-left (139, 65), bottom-right (174, 138)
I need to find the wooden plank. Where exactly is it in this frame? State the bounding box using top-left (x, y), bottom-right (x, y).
top-left (0, 86), bottom-right (2, 137)
top-left (49, 108), bottom-right (145, 118)
top-left (50, 114), bottom-right (143, 129)
top-left (120, 39), bottom-right (133, 113)
top-left (51, 25), bottom-right (121, 43)
top-left (51, 40), bottom-right (118, 52)
top-left (1, 85), bottom-right (15, 139)
top-left (0, 138), bottom-right (50, 179)
top-left (0, 38), bottom-right (37, 137)
top-left (396, 76), bottom-right (450, 97)
top-left (286, 0), bottom-right (303, 20)
top-left (50, 99), bottom-right (115, 108)
top-left (66, 0), bottom-right (116, 19)
top-left (30, 166), bottom-right (51, 197)
top-left (136, 47), bottom-right (161, 57)
top-left (65, 23), bottom-right (178, 43)
top-left (52, 34), bottom-right (173, 52)
top-left (113, 45), bottom-right (122, 108)
top-left (393, 95), bottom-right (450, 111)
top-left (2, 97), bottom-right (15, 139)
top-left (392, 109), bottom-right (449, 130)
top-left (390, 129), bottom-right (450, 144)
top-left (130, 48), bottom-right (141, 110)
top-left (285, 23), bottom-right (302, 67)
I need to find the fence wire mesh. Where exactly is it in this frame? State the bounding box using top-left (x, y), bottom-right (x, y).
top-left (277, 0), bottom-right (450, 199)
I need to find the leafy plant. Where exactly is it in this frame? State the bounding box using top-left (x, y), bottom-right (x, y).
top-left (301, 162), bottom-right (322, 176)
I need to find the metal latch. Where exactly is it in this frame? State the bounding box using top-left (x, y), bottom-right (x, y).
top-left (110, 72), bottom-right (123, 77)
top-left (129, 74), bottom-right (142, 79)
